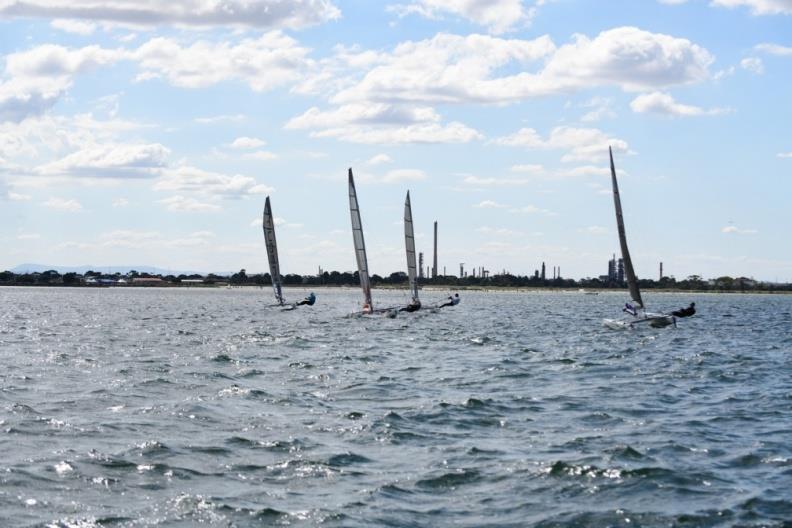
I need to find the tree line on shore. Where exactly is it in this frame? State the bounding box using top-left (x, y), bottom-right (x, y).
top-left (1, 269), bottom-right (789, 292)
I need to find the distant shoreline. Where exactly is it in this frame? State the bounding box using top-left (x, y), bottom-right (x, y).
top-left (1, 283), bottom-right (789, 295)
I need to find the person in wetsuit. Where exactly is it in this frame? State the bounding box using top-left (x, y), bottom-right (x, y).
top-left (295, 292), bottom-right (316, 306)
top-left (671, 302), bottom-right (695, 318)
top-left (399, 299), bottom-right (421, 312)
top-left (439, 293), bottom-right (460, 308)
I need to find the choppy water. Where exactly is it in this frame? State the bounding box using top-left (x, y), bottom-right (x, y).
top-left (1, 287), bottom-right (791, 527)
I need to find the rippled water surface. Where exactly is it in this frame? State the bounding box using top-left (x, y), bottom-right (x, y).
top-left (1, 287), bottom-right (791, 527)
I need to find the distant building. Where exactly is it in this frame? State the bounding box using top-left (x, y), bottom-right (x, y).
top-left (132, 277), bottom-right (165, 286)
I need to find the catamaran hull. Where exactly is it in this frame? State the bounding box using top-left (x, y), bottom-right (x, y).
top-left (603, 314), bottom-right (676, 330)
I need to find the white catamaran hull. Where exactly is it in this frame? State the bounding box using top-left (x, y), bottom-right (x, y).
top-left (603, 313), bottom-right (676, 330)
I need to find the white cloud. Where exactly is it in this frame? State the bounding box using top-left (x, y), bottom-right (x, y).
top-left (387, 0), bottom-right (538, 34)
top-left (159, 195), bottom-right (221, 213)
top-left (494, 126), bottom-right (628, 162)
top-left (755, 43), bottom-right (792, 55)
top-left (330, 28), bottom-right (712, 107)
top-left (740, 57), bottom-right (764, 74)
top-left (112, 197), bottom-right (129, 207)
top-left (153, 166), bottom-right (272, 197)
top-left (43, 197), bottom-right (83, 211)
top-left (230, 137), bottom-right (267, 149)
top-left (0, 0), bottom-right (341, 30)
top-left (16, 232), bottom-right (41, 240)
top-left (36, 143), bottom-right (169, 178)
top-left (629, 92), bottom-right (729, 117)
top-left (475, 226), bottom-right (524, 236)
top-left (287, 103), bottom-right (482, 144)
top-left (510, 163), bottom-right (544, 174)
top-left (778, 152), bottom-right (792, 158)
top-left (367, 154), bottom-right (394, 165)
top-left (473, 200), bottom-right (507, 208)
top-left (9, 192), bottom-right (32, 201)
top-left (579, 96), bottom-right (617, 122)
top-left (721, 225), bottom-right (758, 234)
top-left (133, 32), bottom-right (311, 91)
top-left (51, 19), bottom-right (96, 35)
top-left (711, 0), bottom-right (792, 15)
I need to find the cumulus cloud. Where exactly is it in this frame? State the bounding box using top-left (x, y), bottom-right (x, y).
top-left (36, 143), bottom-right (169, 178)
top-left (581, 225), bottom-right (609, 235)
top-left (229, 137), bottom-right (266, 149)
top-left (286, 102), bottom-right (482, 144)
top-left (42, 197), bottom-right (83, 211)
top-left (473, 200), bottom-right (507, 208)
top-left (132, 32), bottom-right (311, 91)
top-left (755, 43), bottom-right (792, 55)
top-left (387, 0), bottom-right (539, 34)
top-left (721, 225), bottom-right (758, 234)
top-left (778, 152), bottom-right (792, 158)
top-left (330, 27), bottom-right (712, 107)
top-left (381, 169), bottom-right (427, 183)
top-left (153, 166), bottom-right (273, 197)
top-left (710, 0), bottom-right (792, 15)
top-left (493, 126), bottom-right (628, 162)
top-left (50, 19), bottom-right (96, 35)
top-left (740, 57), bottom-right (764, 74)
top-left (367, 154), bottom-right (393, 165)
top-left (630, 91), bottom-right (729, 116)
top-left (0, 0), bottom-right (341, 30)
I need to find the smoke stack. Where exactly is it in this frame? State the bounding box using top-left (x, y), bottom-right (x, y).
top-left (432, 221), bottom-right (438, 279)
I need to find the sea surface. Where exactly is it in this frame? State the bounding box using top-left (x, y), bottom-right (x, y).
top-left (1, 287), bottom-right (791, 527)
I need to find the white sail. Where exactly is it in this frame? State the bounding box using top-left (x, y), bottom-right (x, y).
top-left (262, 196), bottom-right (284, 305)
top-left (348, 169), bottom-right (373, 309)
top-left (404, 191), bottom-right (419, 303)
top-left (609, 146), bottom-right (643, 309)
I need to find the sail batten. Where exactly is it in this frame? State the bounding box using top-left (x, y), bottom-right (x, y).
top-left (262, 196), bottom-right (284, 305)
top-left (348, 169), bottom-right (373, 309)
top-left (404, 191), bottom-right (419, 303)
top-left (609, 147), bottom-right (643, 309)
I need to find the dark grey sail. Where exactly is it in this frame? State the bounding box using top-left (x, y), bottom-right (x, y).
top-left (404, 191), bottom-right (419, 304)
top-left (348, 169), bottom-right (373, 310)
top-left (262, 196), bottom-right (284, 305)
top-left (609, 147), bottom-right (644, 309)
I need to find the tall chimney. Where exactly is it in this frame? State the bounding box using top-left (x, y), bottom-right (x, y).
top-left (432, 221), bottom-right (438, 279)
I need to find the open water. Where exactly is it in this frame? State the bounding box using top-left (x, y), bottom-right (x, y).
top-left (1, 287), bottom-right (791, 527)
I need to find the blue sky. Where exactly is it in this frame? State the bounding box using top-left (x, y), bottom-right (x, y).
top-left (1, 0), bottom-right (790, 281)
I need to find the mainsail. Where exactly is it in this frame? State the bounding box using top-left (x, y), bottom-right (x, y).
top-left (404, 191), bottom-right (419, 303)
top-left (609, 147), bottom-right (643, 309)
top-left (348, 169), bottom-right (373, 309)
top-left (262, 196), bottom-right (284, 305)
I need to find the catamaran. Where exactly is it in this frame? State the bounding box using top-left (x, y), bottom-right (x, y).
top-left (262, 196), bottom-right (286, 306)
top-left (602, 147), bottom-right (675, 329)
top-left (262, 196), bottom-right (316, 310)
top-left (348, 169), bottom-right (395, 317)
top-left (401, 191), bottom-right (421, 312)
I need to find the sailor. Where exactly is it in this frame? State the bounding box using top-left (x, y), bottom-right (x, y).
top-left (362, 303), bottom-right (372, 314)
top-left (439, 293), bottom-right (460, 308)
top-left (399, 299), bottom-right (421, 312)
top-left (671, 302), bottom-right (696, 318)
top-left (295, 292), bottom-right (316, 306)
top-left (623, 303), bottom-right (637, 316)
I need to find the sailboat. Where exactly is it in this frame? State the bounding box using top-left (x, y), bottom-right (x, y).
top-left (602, 147), bottom-right (675, 329)
top-left (262, 196), bottom-right (286, 306)
top-left (348, 168), bottom-right (394, 317)
top-left (401, 191), bottom-right (421, 312)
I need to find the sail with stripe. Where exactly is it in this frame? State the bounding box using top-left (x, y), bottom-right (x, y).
top-left (404, 191), bottom-right (419, 304)
top-left (262, 196), bottom-right (285, 305)
top-left (348, 169), bottom-right (373, 310)
top-left (609, 146), bottom-right (643, 309)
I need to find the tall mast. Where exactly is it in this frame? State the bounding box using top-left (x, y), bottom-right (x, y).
top-left (404, 191), bottom-right (419, 303)
top-left (609, 147), bottom-right (643, 309)
top-left (348, 169), bottom-right (372, 309)
top-left (262, 196), bottom-right (284, 305)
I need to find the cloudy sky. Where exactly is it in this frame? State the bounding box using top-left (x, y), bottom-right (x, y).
top-left (1, 0), bottom-right (790, 280)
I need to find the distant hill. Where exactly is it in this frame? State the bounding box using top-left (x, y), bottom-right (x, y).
top-left (8, 263), bottom-right (226, 276)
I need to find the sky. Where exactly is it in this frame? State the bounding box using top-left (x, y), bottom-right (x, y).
top-left (1, 0), bottom-right (790, 281)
